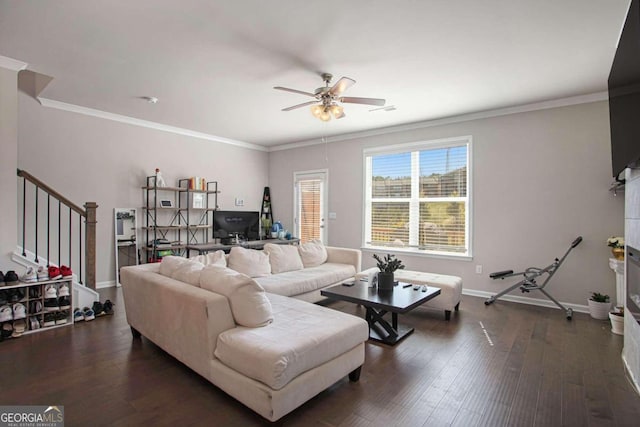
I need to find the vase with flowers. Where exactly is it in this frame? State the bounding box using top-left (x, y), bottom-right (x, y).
top-left (607, 236), bottom-right (625, 261)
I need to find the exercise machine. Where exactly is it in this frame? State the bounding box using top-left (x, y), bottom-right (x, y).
top-left (485, 236), bottom-right (583, 320)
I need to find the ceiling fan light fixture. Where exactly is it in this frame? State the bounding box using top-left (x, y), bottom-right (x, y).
top-left (330, 104), bottom-right (343, 117)
top-left (311, 104), bottom-right (324, 118)
top-left (319, 110), bottom-right (331, 121)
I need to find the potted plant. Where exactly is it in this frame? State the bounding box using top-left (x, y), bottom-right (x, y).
top-left (588, 292), bottom-right (611, 320)
top-left (607, 236), bottom-right (625, 261)
top-left (373, 253), bottom-right (405, 291)
top-left (261, 217), bottom-right (272, 239)
top-left (610, 306), bottom-right (624, 335)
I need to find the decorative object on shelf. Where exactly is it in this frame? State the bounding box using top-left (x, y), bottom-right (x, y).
top-left (271, 221), bottom-right (283, 239)
top-left (588, 292), bottom-right (611, 320)
top-left (607, 236), bottom-right (625, 260)
top-left (154, 168), bottom-right (166, 187)
top-left (610, 306), bottom-right (624, 335)
top-left (373, 253), bottom-right (405, 291)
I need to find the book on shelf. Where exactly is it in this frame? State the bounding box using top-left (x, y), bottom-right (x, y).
top-left (188, 177), bottom-right (206, 191)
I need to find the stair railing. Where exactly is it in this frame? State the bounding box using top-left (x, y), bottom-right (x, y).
top-left (17, 169), bottom-right (97, 289)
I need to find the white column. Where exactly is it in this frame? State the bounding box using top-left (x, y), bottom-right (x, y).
top-left (609, 258), bottom-right (625, 308)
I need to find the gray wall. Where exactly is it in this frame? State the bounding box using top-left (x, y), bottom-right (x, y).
top-left (18, 93), bottom-right (269, 286)
top-left (0, 66), bottom-right (19, 271)
top-left (269, 101), bottom-right (624, 306)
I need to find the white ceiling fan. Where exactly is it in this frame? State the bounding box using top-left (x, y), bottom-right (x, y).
top-left (274, 73), bottom-right (385, 121)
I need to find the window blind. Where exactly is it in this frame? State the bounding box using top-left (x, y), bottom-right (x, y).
top-left (364, 137), bottom-right (471, 256)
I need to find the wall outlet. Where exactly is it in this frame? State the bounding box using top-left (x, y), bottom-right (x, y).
top-left (475, 265), bottom-right (483, 274)
top-left (329, 212), bottom-right (337, 220)
top-left (234, 198), bottom-right (244, 207)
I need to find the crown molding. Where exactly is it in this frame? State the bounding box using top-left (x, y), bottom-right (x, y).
top-left (268, 91), bottom-right (609, 152)
top-left (0, 55), bottom-right (28, 72)
top-left (37, 97), bottom-right (268, 152)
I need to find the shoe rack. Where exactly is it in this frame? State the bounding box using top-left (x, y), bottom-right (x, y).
top-left (0, 278), bottom-right (73, 341)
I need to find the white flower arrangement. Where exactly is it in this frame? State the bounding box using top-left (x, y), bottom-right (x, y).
top-left (607, 236), bottom-right (625, 248)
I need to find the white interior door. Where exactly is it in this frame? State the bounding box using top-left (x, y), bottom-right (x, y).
top-left (294, 170), bottom-right (328, 244)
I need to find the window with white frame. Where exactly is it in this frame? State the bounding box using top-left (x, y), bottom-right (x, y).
top-left (363, 136), bottom-right (471, 257)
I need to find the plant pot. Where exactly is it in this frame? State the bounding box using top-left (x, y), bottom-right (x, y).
top-left (377, 272), bottom-right (395, 291)
top-left (588, 299), bottom-right (611, 320)
top-left (610, 311), bottom-right (624, 335)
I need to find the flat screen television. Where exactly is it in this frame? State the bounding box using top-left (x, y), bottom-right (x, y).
top-left (608, 0), bottom-right (640, 179)
top-left (213, 210), bottom-right (260, 241)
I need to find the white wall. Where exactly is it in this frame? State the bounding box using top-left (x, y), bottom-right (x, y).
top-left (0, 66), bottom-right (19, 271)
top-left (18, 93), bottom-right (269, 285)
top-left (269, 101), bottom-right (624, 306)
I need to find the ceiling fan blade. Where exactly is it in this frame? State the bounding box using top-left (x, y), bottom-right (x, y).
top-left (274, 86), bottom-right (317, 98)
top-left (282, 100), bottom-right (318, 111)
top-left (340, 96), bottom-right (386, 106)
top-left (329, 77), bottom-right (356, 96)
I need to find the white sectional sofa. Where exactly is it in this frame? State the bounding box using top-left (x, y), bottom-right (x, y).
top-left (120, 242), bottom-right (368, 422)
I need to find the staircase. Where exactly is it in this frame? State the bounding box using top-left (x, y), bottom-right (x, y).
top-left (14, 169), bottom-right (99, 308)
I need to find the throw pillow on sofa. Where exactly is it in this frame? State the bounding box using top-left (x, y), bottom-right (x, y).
top-left (200, 265), bottom-right (273, 327)
top-left (189, 250), bottom-right (226, 267)
top-left (298, 239), bottom-right (328, 268)
top-left (159, 256), bottom-right (188, 277)
top-left (263, 243), bottom-right (303, 274)
top-left (170, 260), bottom-right (205, 286)
top-left (227, 247), bottom-right (271, 278)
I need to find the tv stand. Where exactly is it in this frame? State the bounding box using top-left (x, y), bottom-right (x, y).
top-left (186, 238), bottom-right (299, 256)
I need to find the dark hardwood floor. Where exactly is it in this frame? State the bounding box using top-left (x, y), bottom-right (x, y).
top-left (2, 286), bottom-right (640, 426)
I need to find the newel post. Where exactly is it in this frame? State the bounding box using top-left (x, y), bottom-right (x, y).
top-left (84, 202), bottom-right (98, 290)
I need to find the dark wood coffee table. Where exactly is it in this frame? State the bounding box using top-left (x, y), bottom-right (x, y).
top-left (321, 282), bottom-right (441, 345)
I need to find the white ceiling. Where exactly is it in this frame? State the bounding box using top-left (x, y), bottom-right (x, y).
top-left (0, 0), bottom-right (631, 147)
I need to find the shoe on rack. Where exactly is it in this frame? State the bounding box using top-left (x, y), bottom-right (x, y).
top-left (12, 303), bottom-right (26, 320)
top-left (92, 301), bottom-right (105, 317)
top-left (29, 317), bottom-right (41, 330)
top-left (0, 290), bottom-right (7, 305)
top-left (48, 266), bottom-right (62, 280)
top-left (29, 286), bottom-right (41, 299)
top-left (58, 297), bottom-right (71, 310)
top-left (0, 271), bottom-right (4, 286)
top-left (4, 271), bottom-right (19, 286)
top-left (82, 307), bottom-right (95, 321)
top-left (60, 265), bottom-right (73, 279)
top-left (29, 300), bottom-right (43, 314)
top-left (8, 288), bottom-right (25, 303)
top-left (37, 266), bottom-right (48, 281)
top-left (0, 305), bottom-right (13, 322)
top-left (58, 282), bottom-right (70, 297)
top-left (20, 267), bottom-right (37, 283)
top-left (43, 313), bottom-right (56, 327)
top-left (44, 284), bottom-right (57, 299)
top-left (73, 308), bottom-right (84, 322)
top-left (103, 300), bottom-right (114, 315)
top-left (55, 311), bottom-right (68, 325)
top-left (12, 319), bottom-right (26, 337)
top-left (1, 322), bottom-right (13, 339)
top-left (44, 298), bottom-right (58, 312)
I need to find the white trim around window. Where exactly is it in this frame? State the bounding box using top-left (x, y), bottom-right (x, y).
top-left (362, 135), bottom-right (473, 259)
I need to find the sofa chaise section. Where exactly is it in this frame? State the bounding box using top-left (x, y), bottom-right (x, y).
top-left (120, 261), bottom-right (368, 422)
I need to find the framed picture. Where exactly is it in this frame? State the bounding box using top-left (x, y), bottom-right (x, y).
top-left (192, 193), bottom-right (205, 209)
top-left (159, 199), bottom-right (174, 208)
